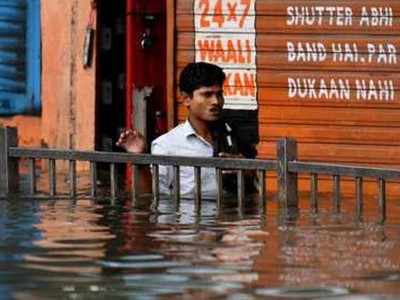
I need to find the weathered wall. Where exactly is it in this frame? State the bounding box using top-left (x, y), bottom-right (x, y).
top-left (0, 0), bottom-right (97, 168)
top-left (41, 0), bottom-right (96, 155)
top-left (0, 116), bottom-right (41, 147)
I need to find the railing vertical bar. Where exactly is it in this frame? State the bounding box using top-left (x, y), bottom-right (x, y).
top-left (333, 175), bottom-right (341, 214)
top-left (194, 166), bottom-right (201, 214)
top-left (257, 169), bottom-right (266, 214)
top-left (69, 160), bottom-right (76, 198)
top-left (356, 177), bottom-right (363, 220)
top-left (132, 164), bottom-right (139, 206)
top-left (110, 163), bottom-right (117, 200)
top-left (90, 162), bottom-right (97, 197)
top-left (237, 170), bottom-right (245, 212)
top-left (48, 159), bottom-right (56, 196)
top-left (378, 178), bottom-right (386, 224)
top-left (0, 127), bottom-right (18, 194)
top-left (310, 173), bottom-right (318, 214)
top-left (29, 158), bottom-right (36, 195)
top-left (151, 164), bottom-right (160, 208)
top-left (173, 165), bottom-right (180, 206)
top-left (216, 168), bottom-right (223, 209)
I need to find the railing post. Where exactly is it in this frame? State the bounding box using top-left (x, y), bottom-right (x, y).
top-left (277, 138), bottom-right (298, 217)
top-left (0, 127), bottom-right (18, 195)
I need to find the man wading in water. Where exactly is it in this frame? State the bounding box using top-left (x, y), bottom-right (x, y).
top-left (117, 62), bottom-right (257, 198)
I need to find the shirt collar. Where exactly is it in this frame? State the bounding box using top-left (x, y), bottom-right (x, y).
top-left (182, 120), bottom-right (214, 147)
top-left (182, 119), bottom-right (197, 138)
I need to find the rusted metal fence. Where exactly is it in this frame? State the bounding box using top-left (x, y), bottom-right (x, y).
top-left (1, 127), bottom-right (399, 222)
top-left (0, 127), bottom-right (276, 213)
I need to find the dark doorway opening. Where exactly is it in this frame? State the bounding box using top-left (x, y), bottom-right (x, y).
top-left (95, 0), bottom-right (167, 185)
top-left (96, 0), bottom-right (126, 153)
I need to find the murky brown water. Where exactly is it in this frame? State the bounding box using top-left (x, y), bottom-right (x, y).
top-left (1, 193), bottom-right (400, 300)
top-left (2, 171), bottom-right (400, 299)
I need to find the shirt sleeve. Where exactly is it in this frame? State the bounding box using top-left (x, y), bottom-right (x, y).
top-left (151, 141), bottom-right (172, 195)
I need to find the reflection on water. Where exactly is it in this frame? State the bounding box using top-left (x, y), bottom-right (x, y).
top-left (1, 194), bottom-right (400, 299)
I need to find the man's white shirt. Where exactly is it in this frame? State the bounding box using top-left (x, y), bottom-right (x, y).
top-left (151, 120), bottom-right (217, 198)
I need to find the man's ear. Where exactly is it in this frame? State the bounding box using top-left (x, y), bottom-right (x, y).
top-left (181, 92), bottom-right (191, 107)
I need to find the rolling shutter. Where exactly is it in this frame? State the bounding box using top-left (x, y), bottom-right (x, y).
top-left (175, 1), bottom-right (400, 168)
top-left (0, 0), bottom-right (40, 115)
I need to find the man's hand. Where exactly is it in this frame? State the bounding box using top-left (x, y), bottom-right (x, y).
top-left (116, 129), bottom-right (147, 153)
top-left (218, 152), bottom-right (255, 182)
top-left (218, 152), bottom-right (245, 175)
top-left (217, 152), bottom-right (244, 159)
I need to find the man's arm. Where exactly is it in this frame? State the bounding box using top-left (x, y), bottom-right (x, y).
top-left (116, 129), bottom-right (152, 194)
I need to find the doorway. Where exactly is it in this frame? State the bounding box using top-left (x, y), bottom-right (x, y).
top-left (96, 0), bottom-right (167, 184)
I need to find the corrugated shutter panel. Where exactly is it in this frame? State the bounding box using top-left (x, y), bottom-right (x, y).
top-left (0, 0), bottom-right (40, 115)
top-left (174, 0), bottom-right (400, 168)
top-left (253, 1), bottom-right (400, 169)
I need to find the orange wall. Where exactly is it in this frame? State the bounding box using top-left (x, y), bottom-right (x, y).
top-left (39, 0), bottom-right (97, 170)
top-left (0, 116), bottom-right (41, 147)
top-left (41, 0), bottom-right (96, 153)
top-left (0, 0), bottom-right (97, 162)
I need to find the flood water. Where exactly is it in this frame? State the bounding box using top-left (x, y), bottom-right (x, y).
top-left (2, 188), bottom-right (400, 299)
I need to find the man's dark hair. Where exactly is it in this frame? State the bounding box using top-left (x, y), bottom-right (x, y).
top-left (179, 62), bottom-right (226, 96)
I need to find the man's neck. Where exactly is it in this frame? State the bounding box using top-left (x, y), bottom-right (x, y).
top-left (188, 116), bottom-right (214, 143)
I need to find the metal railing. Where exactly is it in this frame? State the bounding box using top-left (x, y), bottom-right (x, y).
top-left (0, 127), bottom-right (276, 214)
top-left (1, 127), bottom-right (399, 222)
top-left (290, 161), bottom-right (399, 223)
top-left (279, 138), bottom-right (399, 223)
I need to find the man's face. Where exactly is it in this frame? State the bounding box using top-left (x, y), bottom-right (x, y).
top-left (183, 85), bottom-right (224, 122)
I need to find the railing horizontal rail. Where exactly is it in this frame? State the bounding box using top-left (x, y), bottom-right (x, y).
top-left (289, 161), bottom-right (400, 179)
top-left (9, 147), bottom-right (277, 170)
